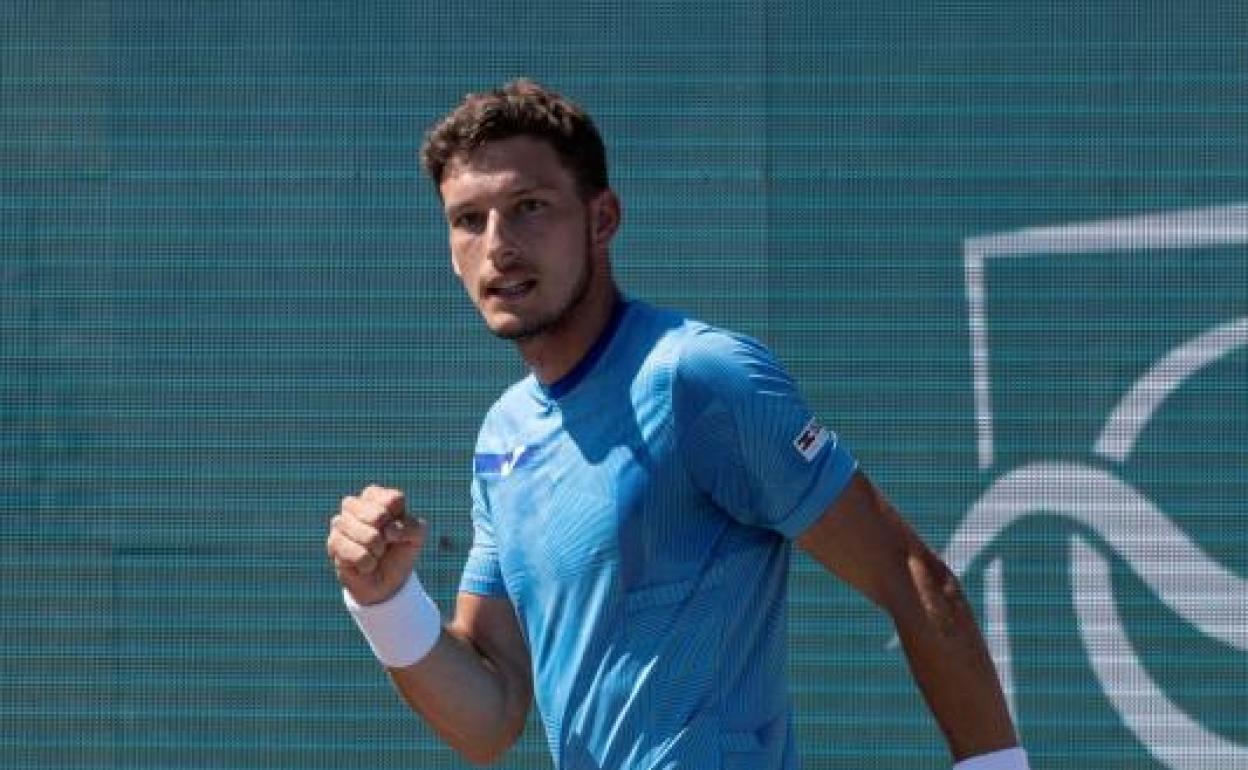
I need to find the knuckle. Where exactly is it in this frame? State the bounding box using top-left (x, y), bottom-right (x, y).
top-left (371, 502), bottom-right (393, 522)
top-left (343, 498), bottom-right (382, 525)
top-left (327, 533), bottom-right (351, 559)
top-left (361, 528), bottom-right (384, 551)
top-left (364, 484), bottom-right (403, 507)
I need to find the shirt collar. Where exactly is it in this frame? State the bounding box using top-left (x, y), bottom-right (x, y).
top-left (537, 294), bottom-right (629, 401)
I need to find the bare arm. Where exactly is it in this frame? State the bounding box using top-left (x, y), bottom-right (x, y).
top-left (386, 592), bottom-right (532, 766)
top-left (796, 470), bottom-right (1018, 762)
top-left (327, 486), bottom-right (532, 766)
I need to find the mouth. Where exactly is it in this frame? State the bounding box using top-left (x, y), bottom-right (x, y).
top-left (485, 279), bottom-right (537, 302)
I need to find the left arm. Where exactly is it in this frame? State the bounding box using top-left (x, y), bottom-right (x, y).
top-left (796, 469), bottom-right (1019, 763)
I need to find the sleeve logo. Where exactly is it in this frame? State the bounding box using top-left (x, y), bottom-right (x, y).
top-left (792, 417), bottom-right (830, 461)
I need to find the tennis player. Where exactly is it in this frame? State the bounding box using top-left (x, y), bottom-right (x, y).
top-left (327, 79), bottom-right (1029, 769)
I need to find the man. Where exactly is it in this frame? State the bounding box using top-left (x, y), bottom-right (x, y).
top-left (327, 79), bottom-right (1029, 770)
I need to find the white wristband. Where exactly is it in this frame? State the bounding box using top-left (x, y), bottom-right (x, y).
top-left (953, 747), bottom-right (1030, 770)
top-left (343, 575), bottom-right (442, 669)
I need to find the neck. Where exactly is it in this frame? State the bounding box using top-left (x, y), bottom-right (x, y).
top-left (517, 279), bottom-right (620, 386)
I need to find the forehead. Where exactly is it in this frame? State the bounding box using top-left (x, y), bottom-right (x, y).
top-left (439, 136), bottom-right (577, 204)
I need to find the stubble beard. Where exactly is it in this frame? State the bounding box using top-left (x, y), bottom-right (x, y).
top-left (490, 225), bottom-right (595, 342)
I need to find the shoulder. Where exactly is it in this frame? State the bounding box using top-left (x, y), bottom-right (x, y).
top-left (475, 376), bottom-right (538, 451)
top-left (671, 322), bottom-right (786, 398)
top-left (616, 298), bottom-right (696, 357)
top-left (606, 299), bottom-right (789, 401)
top-left (613, 300), bottom-right (767, 378)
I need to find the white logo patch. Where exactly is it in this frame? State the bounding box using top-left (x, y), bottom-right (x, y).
top-left (792, 417), bottom-right (829, 461)
top-left (500, 445), bottom-right (527, 477)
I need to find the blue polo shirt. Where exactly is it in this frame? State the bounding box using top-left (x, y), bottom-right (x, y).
top-left (460, 298), bottom-right (857, 769)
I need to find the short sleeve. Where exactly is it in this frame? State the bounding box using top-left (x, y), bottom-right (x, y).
top-left (674, 328), bottom-right (857, 538)
top-left (458, 475), bottom-right (509, 597)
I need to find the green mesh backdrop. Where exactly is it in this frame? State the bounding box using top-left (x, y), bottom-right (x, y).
top-left (3, 1), bottom-right (1246, 768)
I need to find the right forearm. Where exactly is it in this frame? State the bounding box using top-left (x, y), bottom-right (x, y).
top-left (328, 487), bottom-right (531, 764)
top-left (387, 626), bottom-right (530, 765)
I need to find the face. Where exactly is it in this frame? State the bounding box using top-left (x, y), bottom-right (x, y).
top-left (439, 136), bottom-right (618, 342)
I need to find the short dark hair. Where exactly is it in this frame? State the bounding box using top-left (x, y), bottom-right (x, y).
top-left (420, 79), bottom-right (609, 199)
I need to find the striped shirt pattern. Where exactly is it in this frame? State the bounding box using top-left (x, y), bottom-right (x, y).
top-left (460, 299), bottom-right (857, 769)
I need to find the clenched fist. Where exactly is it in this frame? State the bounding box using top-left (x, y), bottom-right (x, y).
top-left (327, 485), bottom-right (426, 606)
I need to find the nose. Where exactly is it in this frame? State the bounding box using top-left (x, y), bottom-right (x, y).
top-left (484, 209), bottom-right (520, 268)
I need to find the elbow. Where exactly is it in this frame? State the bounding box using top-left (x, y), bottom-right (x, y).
top-left (449, 711), bottom-right (526, 766)
top-left (448, 717), bottom-right (526, 766)
top-left (454, 731), bottom-right (518, 767)
top-left (459, 746), bottom-right (505, 767)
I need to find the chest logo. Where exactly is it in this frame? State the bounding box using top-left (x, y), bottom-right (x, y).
top-left (474, 443), bottom-right (539, 477)
top-left (500, 445), bottom-right (527, 477)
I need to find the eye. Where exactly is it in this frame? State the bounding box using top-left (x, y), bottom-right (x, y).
top-left (516, 198), bottom-right (548, 215)
top-left (451, 211), bottom-right (485, 232)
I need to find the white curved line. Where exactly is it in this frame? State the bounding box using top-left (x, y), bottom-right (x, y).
top-left (1096, 317), bottom-right (1248, 463)
top-left (944, 461), bottom-right (1248, 651)
top-left (963, 203), bottom-right (1248, 471)
top-left (1071, 537), bottom-right (1247, 768)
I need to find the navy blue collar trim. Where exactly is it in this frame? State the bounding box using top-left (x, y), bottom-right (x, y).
top-left (540, 296), bottom-right (628, 401)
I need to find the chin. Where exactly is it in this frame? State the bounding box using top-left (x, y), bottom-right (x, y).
top-left (485, 309), bottom-right (565, 342)
top-left (480, 310), bottom-right (530, 340)
top-left (487, 323), bottom-right (525, 340)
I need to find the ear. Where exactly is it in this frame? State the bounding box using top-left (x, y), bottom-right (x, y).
top-left (589, 189), bottom-right (621, 253)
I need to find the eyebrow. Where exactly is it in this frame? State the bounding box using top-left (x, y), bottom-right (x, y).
top-left (444, 183), bottom-right (559, 217)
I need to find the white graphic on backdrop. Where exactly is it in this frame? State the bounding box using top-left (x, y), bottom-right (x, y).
top-left (947, 204), bottom-right (1248, 768)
